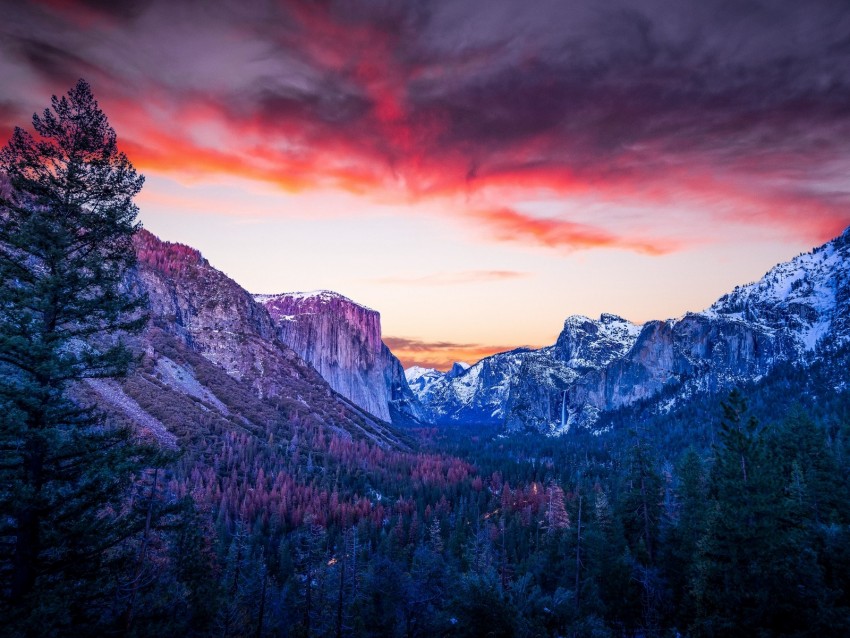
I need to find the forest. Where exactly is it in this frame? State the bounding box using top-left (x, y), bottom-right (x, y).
top-left (2, 82), bottom-right (850, 638)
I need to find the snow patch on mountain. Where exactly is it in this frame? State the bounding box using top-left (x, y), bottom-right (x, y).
top-left (408, 226), bottom-right (850, 432)
top-left (255, 290), bottom-right (376, 312)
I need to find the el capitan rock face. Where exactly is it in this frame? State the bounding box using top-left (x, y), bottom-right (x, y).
top-left (408, 227), bottom-right (850, 432)
top-left (124, 230), bottom-right (405, 449)
top-left (256, 291), bottom-right (424, 424)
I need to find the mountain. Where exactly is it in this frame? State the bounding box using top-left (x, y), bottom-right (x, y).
top-left (706, 228), bottom-right (850, 348)
top-left (408, 227), bottom-right (850, 432)
top-left (405, 313), bottom-right (641, 429)
top-left (255, 290), bottom-right (425, 425)
top-left (256, 291), bottom-right (390, 421)
top-left (407, 350), bottom-right (532, 425)
top-left (90, 230), bottom-right (407, 450)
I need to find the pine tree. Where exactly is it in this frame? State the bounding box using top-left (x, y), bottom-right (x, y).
top-left (0, 79), bottom-right (162, 632)
top-left (692, 391), bottom-right (826, 636)
top-left (693, 391), bottom-right (767, 635)
top-left (665, 448), bottom-right (706, 630)
top-left (621, 432), bottom-right (662, 566)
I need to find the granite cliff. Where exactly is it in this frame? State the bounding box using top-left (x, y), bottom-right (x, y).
top-left (408, 227), bottom-right (850, 432)
top-left (256, 291), bottom-right (424, 425)
top-left (96, 230), bottom-right (407, 450)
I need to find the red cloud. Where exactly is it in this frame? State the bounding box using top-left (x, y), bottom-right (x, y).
top-left (4, 0), bottom-right (850, 252)
top-left (474, 207), bottom-right (680, 254)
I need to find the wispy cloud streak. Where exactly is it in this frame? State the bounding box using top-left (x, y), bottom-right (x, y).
top-left (373, 270), bottom-right (529, 285)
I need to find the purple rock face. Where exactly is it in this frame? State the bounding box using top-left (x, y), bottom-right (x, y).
top-left (257, 291), bottom-right (390, 421)
top-left (256, 291), bottom-right (424, 424)
top-left (135, 230), bottom-right (283, 398)
top-left (129, 230), bottom-right (404, 448)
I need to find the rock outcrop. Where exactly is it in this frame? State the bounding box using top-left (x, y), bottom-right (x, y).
top-left (256, 291), bottom-right (424, 424)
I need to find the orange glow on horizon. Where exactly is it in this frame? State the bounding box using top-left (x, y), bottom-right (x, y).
top-left (384, 338), bottom-right (543, 371)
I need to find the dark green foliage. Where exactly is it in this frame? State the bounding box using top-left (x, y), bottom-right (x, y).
top-left (450, 573), bottom-right (517, 637)
top-left (620, 432), bottom-right (662, 567)
top-left (410, 378), bottom-right (850, 637)
top-left (0, 79), bottom-right (167, 633)
top-left (663, 448), bottom-right (707, 627)
top-left (691, 393), bottom-right (850, 636)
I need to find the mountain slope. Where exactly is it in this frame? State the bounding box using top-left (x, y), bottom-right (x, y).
top-left (706, 227), bottom-right (850, 349)
top-left (409, 227), bottom-right (850, 432)
top-left (118, 230), bottom-right (406, 449)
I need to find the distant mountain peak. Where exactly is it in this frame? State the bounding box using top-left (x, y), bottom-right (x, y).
top-left (447, 361), bottom-right (470, 379)
top-left (599, 312), bottom-right (630, 324)
top-left (409, 226), bottom-right (850, 433)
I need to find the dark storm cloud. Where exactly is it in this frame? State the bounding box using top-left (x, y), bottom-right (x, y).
top-left (9, 37), bottom-right (116, 88)
top-left (2, 0), bottom-right (849, 243)
top-left (6, 0), bottom-right (850, 158)
top-left (72, 0), bottom-right (155, 21)
top-left (405, 0), bottom-right (850, 167)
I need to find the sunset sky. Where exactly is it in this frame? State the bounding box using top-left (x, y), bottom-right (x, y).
top-left (2, 0), bottom-right (850, 369)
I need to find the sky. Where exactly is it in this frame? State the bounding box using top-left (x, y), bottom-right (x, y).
top-left (2, 0), bottom-right (850, 370)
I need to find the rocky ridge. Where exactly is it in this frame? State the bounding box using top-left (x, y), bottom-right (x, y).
top-left (407, 227), bottom-right (850, 433)
top-left (109, 230), bottom-right (406, 449)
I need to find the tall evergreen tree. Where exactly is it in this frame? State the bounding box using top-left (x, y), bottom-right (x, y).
top-left (0, 79), bottom-right (162, 632)
top-left (621, 431), bottom-right (662, 567)
top-left (693, 391), bottom-right (835, 636)
top-left (664, 448), bottom-right (707, 630)
top-left (693, 391), bottom-right (770, 635)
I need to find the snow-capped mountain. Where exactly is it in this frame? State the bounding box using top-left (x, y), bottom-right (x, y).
top-left (405, 313), bottom-right (644, 430)
top-left (408, 226), bottom-right (850, 432)
top-left (706, 228), bottom-right (850, 351)
top-left (256, 290), bottom-right (424, 424)
top-left (555, 313), bottom-right (642, 370)
top-left (405, 366), bottom-right (446, 396)
top-left (409, 350), bottom-right (530, 424)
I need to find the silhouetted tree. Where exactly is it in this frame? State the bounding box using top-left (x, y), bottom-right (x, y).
top-left (0, 79), bottom-right (162, 633)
